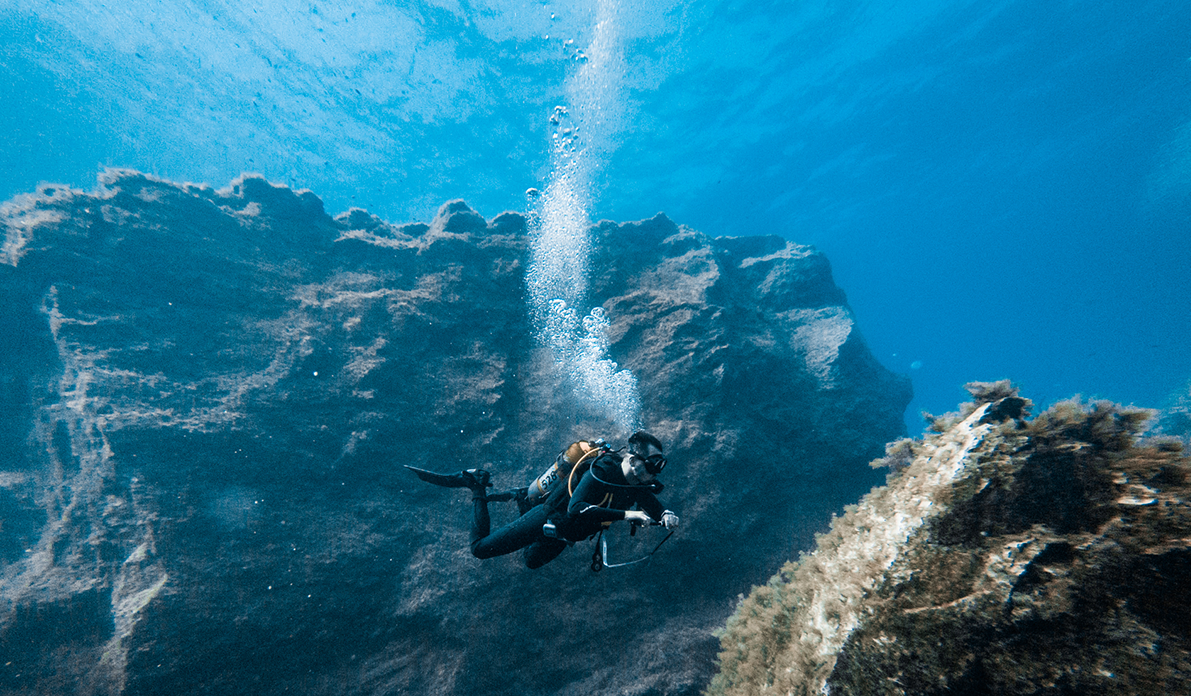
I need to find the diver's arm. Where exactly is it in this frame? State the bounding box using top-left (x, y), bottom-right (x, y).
top-left (636, 491), bottom-right (666, 521)
top-left (566, 469), bottom-right (627, 523)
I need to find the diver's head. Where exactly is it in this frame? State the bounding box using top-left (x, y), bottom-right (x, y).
top-left (623, 431), bottom-right (666, 484)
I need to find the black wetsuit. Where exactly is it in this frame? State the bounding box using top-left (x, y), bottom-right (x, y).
top-left (470, 452), bottom-right (667, 569)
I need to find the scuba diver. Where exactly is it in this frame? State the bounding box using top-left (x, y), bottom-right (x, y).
top-left (406, 431), bottom-right (680, 570)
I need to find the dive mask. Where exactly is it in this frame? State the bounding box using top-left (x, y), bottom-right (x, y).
top-left (642, 453), bottom-right (667, 476)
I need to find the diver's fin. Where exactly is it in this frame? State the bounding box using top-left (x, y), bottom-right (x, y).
top-left (404, 465), bottom-right (490, 490)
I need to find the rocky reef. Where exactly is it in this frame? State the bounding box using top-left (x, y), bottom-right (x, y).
top-left (0, 171), bottom-right (910, 695)
top-left (709, 382), bottom-right (1191, 695)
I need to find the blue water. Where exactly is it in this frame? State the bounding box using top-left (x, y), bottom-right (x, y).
top-left (3, 0), bottom-right (1189, 430)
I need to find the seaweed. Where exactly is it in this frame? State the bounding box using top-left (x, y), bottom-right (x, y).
top-left (708, 390), bottom-right (1191, 696)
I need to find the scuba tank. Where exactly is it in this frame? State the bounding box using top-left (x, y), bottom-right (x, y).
top-left (525, 439), bottom-right (606, 505)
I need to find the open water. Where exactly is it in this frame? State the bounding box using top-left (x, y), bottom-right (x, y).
top-left (3, 0), bottom-right (1190, 429)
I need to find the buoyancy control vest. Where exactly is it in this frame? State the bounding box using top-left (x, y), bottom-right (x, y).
top-left (524, 439), bottom-right (608, 506)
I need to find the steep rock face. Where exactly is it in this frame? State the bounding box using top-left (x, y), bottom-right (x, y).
top-left (710, 384), bottom-right (1191, 696)
top-left (0, 171), bottom-right (910, 696)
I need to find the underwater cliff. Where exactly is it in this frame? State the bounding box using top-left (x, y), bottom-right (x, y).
top-left (710, 382), bottom-right (1191, 695)
top-left (0, 171), bottom-right (910, 695)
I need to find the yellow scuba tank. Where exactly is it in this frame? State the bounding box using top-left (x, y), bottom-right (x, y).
top-left (525, 440), bottom-right (604, 504)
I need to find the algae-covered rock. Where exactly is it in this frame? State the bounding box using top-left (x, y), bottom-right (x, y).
top-left (710, 383), bottom-right (1191, 695)
top-left (0, 171), bottom-right (910, 696)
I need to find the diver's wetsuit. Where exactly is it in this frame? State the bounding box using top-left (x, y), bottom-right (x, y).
top-left (470, 452), bottom-right (667, 569)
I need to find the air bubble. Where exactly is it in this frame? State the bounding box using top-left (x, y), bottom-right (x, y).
top-left (526, 0), bottom-right (639, 434)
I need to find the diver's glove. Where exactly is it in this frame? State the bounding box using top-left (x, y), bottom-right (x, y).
top-left (660, 510), bottom-right (680, 529)
top-left (623, 510), bottom-right (652, 524)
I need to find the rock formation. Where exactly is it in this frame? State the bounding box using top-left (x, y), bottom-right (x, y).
top-left (1156, 382), bottom-right (1191, 448)
top-left (0, 170), bottom-right (910, 695)
top-left (710, 382), bottom-right (1191, 695)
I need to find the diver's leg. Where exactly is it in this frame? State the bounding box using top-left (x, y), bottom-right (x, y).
top-left (523, 538), bottom-right (568, 569)
top-left (514, 488), bottom-right (533, 515)
top-left (471, 496), bottom-right (491, 546)
top-left (469, 488), bottom-right (524, 543)
top-left (471, 503), bottom-right (550, 559)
